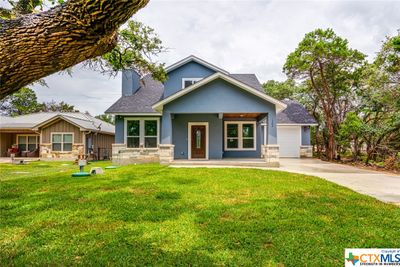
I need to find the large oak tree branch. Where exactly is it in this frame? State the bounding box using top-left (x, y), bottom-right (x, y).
top-left (0, 0), bottom-right (149, 98)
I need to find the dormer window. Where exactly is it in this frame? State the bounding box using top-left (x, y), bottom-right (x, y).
top-left (182, 78), bottom-right (202, 89)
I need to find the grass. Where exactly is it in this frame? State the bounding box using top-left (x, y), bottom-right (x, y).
top-left (0, 161), bottom-right (399, 266)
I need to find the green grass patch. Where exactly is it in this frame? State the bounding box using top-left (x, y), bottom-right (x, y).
top-left (0, 161), bottom-right (399, 266)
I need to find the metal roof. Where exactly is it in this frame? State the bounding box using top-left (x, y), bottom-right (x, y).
top-left (0, 112), bottom-right (115, 134)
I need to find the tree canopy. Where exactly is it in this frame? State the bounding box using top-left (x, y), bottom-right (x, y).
top-left (284, 28), bottom-right (366, 160)
top-left (0, 87), bottom-right (77, 116)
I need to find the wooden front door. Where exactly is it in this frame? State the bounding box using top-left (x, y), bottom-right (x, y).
top-left (191, 125), bottom-right (206, 159)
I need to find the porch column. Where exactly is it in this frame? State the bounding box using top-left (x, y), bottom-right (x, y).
top-left (161, 111), bottom-right (172, 144)
top-left (267, 113), bottom-right (277, 144)
top-left (263, 112), bottom-right (279, 167)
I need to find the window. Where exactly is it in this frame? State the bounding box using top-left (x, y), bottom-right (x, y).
top-left (182, 78), bottom-right (202, 89)
top-left (52, 133), bottom-right (73, 152)
top-left (17, 135), bottom-right (39, 151)
top-left (127, 120), bottom-right (140, 148)
top-left (144, 120), bottom-right (158, 148)
top-left (224, 122), bottom-right (256, 150)
top-left (125, 118), bottom-right (159, 148)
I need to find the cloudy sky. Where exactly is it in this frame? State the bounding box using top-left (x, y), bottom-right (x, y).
top-left (29, 0), bottom-right (400, 115)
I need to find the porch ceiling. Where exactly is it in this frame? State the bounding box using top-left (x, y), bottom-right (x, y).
top-left (223, 113), bottom-right (262, 118)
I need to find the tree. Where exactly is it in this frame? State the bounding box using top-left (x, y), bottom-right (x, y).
top-left (338, 112), bottom-right (364, 161)
top-left (95, 114), bottom-right (115, 125)
top-left (39, 100), bottom-right (77, 112)
top-left (0, 0), bottom-right (152, 97)
top-left (0, 87), bottom-right (78, 116)
top-left (262, 79), bottom-right (297, 100)
top-left (284, 28), bottom-right (366, 160)
top-left (0, 87), bottom-right (41, 116)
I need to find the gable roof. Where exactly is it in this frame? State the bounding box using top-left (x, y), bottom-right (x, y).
top-left (229, 74), bottom-right (264, 92)
top-left (277, 99), bottom-right (317, 125)
top-left (165, 55), bottom-right (229, 75)
top-left (105, 75), bottom-right (163, 114)
top-left (0, 112), bottom-right (115, 134)
top-left (152, 72), bottom-right (287, 112)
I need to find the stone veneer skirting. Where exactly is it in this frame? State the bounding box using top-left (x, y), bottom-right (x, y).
top-left (261, 145), bottom-right (280, 167)
top-left (112, 144), bottom-right (175, 165)
top-left (300, 145), bottom-right (313, 158)
top-left (113, 144), bottom-right (280, 166)
top-left (40, 143), bottom-right (84, 159)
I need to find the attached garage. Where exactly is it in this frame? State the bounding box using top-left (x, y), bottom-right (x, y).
top-left (277, 125), bottom-right (301, 158)
top-left (276, 99), bottom-right (318, 158)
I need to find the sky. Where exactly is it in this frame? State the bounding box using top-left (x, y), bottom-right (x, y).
top-left (16, 0), bottom-right (400, 115)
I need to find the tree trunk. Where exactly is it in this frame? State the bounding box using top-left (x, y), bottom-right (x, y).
top-left (325, 112), bottom-right (336, 160)
top-left (0, 0), bottom-right (149, 98)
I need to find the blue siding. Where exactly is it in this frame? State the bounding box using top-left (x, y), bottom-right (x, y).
top-left (301, 126), bottom-right (311, 145)
top-left (160, 78), bottom-right (278, 158)
top-left (164, 61), bottom-right (215, 97)
top-left (172, 114), bottom-right (223, 159)
top-left (115, 116), bottom-right (124, 143)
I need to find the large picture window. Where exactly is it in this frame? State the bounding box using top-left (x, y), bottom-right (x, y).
top-left (125, 118), bottom-right (159, 148)
top-left (17, 135), bottom-right (39, 151)
top-left (224, 121), bottom-right (256, 150)
top-left (52, 133), bottom-right (73, 151)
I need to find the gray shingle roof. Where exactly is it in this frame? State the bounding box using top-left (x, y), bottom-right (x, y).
top-left (105, 73), bottom-right (266, 114)
top-left (229, 74), bottom-right (264, 92)
top-left (277, 99), bottom-right (317, 125)
top-left (0, 112), bottom-right (115, 134)
top-left (105, 74), bottom-right (164, 114)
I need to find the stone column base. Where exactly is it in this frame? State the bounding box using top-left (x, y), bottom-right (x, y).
top-left (261, 145), bottom-right (280, 167)
top-left (159, 144), bottom-right (175, 165)
top-left (300, 146), bottom-right (313, 158)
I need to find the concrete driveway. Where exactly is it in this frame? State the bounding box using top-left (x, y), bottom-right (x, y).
top-left (279, 158), bottom-right (400, 205)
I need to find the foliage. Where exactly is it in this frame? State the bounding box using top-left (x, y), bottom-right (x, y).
top-left (86, 20), bottom-right (167, 82)
top-left (262, 79), bottom-right (298, 100)
top-left (272, 29), bottom-right (399, 167)
top-left (0, 87), bottom-right (77, 116)
top-left (0, 87), bottom-right (40, 116)
top-left (284, 28), bottom-right (366, 160)
top-left (39, 100), bottom-right (76, 113)
top-left (1, 162), bottom-right (399, 266)
top-left (95, 114), bottom-right (115, 125)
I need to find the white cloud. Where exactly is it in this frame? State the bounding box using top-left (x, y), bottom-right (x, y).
top-left (32, 0), bottom-right (400, 115)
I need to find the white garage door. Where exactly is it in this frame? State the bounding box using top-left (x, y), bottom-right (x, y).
top-left (277, 126), bottom-right (301, 158)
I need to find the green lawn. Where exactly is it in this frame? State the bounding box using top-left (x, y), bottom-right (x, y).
top-left (0, 161), bottom-right (399, 266)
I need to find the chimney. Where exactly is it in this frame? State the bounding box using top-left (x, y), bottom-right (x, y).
top-left (122, 69), bottom-right (141, 96)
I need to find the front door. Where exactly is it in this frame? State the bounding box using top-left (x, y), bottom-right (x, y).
top-left (191, 125), bottom-right (206, 159)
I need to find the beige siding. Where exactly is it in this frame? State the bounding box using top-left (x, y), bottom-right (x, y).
top-left (41, 119), bottom-right (83, 143)
top-left (0, 133), bottom-right (13, 157)
top-left (92, 133), bottom-right (114, 150)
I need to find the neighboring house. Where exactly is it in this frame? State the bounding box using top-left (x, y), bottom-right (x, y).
top-left (0, 112), bottom-right (115, 159)
top-left (106, 55), bottom-right (316, 166)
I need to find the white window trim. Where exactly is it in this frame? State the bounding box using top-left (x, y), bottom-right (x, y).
top-left (16, 134), bottom-right (39, 151)
top-left (181, 78), bottom-right (203, 89)
top-left (224, 121), bottom-right (257, 151)
top-left (188, 122), bottom-right (209, 160)
top-left (124, 117), bottom-right (160, 148)
top-left (51, 132), bottom-right (74, 152)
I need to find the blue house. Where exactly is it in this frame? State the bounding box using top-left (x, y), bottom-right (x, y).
top-left (106, 56), bottom-right (316, 166)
